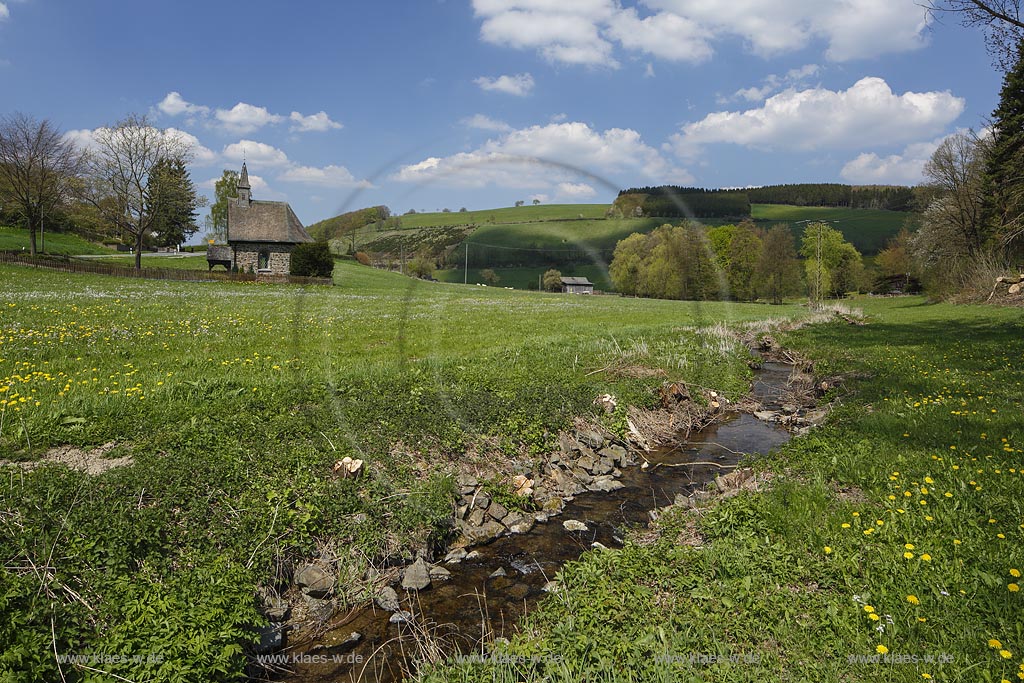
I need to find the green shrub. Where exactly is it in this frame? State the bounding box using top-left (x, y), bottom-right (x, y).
top-left (291, 241), bottom-right (334, 277)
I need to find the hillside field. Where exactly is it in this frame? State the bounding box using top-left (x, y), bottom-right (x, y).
top-left (750, 204), bottom-right (912, 254)
top-left (343, 203), bottom-right (909, 273)
top-left (0, 226), bottom-right (116, 256)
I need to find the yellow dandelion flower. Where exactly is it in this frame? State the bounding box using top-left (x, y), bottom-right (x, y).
top-left (998, 534), bottom-right (1007, 539)
top-left (918, 617), bottom-right (927, 622)
top-left (905, 543), bottom-right (915, 550)
top-left (824, 546), bottom-right (832, 554)
top-left (864, 605), bottom-right (875, 613)
top-left (869, 613), bottom-right (880, 621)
top-left (989, 639), bottom-right (1002, 649)
top-left (1011, 568), bottom-right (1021, 578)
top-left (876, 645), bottom-right (889, 655)
top-left (907, 595), bottom-right (920, 605)
top-left (1000, 649), bottom-right (1013, 659)
top-left (904, 551), bottom-right (915, 559)
top-left (920, 554), bottom-right (932, 561)
top-left (1009, 584), bottom-right (1020, 592)
top-left (842, 523), bottom-right (851, 529)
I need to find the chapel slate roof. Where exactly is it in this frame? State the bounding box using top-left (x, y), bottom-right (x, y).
top-left (227, 200), bottom-right (313, 244)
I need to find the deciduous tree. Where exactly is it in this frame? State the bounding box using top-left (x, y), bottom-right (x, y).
top-left (932, 1), bottom-right (1024, 70)
top-left (755, 225), bottom-right (802, 304)
top-left (726, 222), bottom-right (763, 301)
top-left (208, 169), bottom-right (238, 243)
top-left (542, 268), bottom-right (562, 291)
top-left (81, 114), bottom-right (192, 269)
top-left (0, 113), bottom-right (83, 255)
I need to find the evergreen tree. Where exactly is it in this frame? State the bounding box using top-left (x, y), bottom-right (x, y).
top-left (985, 38), bottom-right (1024, 254)
top-left (147, 156), bottom-right (200, 248)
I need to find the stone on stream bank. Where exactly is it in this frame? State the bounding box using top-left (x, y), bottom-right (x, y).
top-left (401, 557), bottom-right (432, 591)
top-left (295, 563), bottom-right (335, 599)
top-left (450, 423), bottom-right (633, 548)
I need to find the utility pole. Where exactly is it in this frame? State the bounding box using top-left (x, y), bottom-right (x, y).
top-left (814, 222), bottom-right (824, 309)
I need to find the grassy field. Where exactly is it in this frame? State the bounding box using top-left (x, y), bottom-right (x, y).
top-left (398, 204), bottom-right (611, 228)
top-left (750, 204), bottom-right (912, 254)
top-left (454, 218), bottom-right (663, 268)
top-left (87, 253), bottom-right (212, 270)
top-left (0, 226), bottom-right (116, 256)
top-left (424, 297), bottom-right (1024, 683)
top-left (434, 264), bottom-right (614, 291)
top-left (0, 261), bottom-right (801, 682)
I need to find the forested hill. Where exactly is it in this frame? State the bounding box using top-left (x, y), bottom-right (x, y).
top-left (614, 183), bottom-right (916, 218)
top-left (746, 183), bottom-right (915, 211)
top-left (613, 187), bottom-right (751, 218)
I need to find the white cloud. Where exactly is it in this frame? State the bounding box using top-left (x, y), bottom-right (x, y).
top-left (472, 0), bottom-right (930, 66)
top-left (646, 0), bottom-right (929, 61)
top-left (474, 73), bottom-right (535, 96)
top-left (157, 92), bottom-right (210, 118)
top-left (644, 63), bottom-right (655, 78)
top-left (222, 140), bottom-right (290, 167)
top-left (0, 4), bottom-right (10, 21)
top-left (721, 63), bottom-right (820, 104)
top-left (462, 114), bottom-right (513, 132)
top-left (214, 103), bottom-right (284, 134)
top-left (840, 133), bottom-right (959, 184)
top-left (474, 1), bottom-right (619, 66)
top-left (65, 126), bottom-right (216, 166)
top-left (288, 111), bottom-right (343, 133)
top-left (393, 120), bottom-right (691, 191)
top-left (278, 164), bottom-right (373, 188)
top-left (165, 128), bottom-right (217, 165)
top-left (557, 181), bottom-right (597, 197)
top-left (64, 129), bottom-right (100, 151)
top-left (605, 8), bottom-right (712, 63)
top-left (671, 77), bottom-right (965, 159)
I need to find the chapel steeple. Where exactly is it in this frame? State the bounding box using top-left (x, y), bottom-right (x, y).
top-left (237, 162), bottom-right (251, 205)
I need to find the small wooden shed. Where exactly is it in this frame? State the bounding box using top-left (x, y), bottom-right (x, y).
top-left (561, 276), bottom-right (594, 294)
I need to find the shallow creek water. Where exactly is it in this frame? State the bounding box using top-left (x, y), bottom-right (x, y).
top-left (275, 362), bottom-right (795, 682)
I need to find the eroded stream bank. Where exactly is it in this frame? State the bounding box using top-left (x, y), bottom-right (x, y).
top-left (268, 360), bottom-right (821, 682)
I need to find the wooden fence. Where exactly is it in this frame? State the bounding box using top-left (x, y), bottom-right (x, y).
top-left (0, 252), bottom-right (333, 286)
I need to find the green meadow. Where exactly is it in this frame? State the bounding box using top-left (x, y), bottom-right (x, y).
top-left (424, 297), bottom-right (1024, 683)
top-left (0, 260), bottom-right (797, 681)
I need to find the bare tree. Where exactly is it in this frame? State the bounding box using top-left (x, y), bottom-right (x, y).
top-left (0, 113), bottom-right (83, 256)
top-left (931, 1), bottom-right (1024, 70)
top-left (921, 130), bottom-right (989, 256)
top-left (81, 114), bottom-right (191, 269)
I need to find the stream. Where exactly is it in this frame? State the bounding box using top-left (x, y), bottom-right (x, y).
top-left (273, 362), bottom-right (796, 682)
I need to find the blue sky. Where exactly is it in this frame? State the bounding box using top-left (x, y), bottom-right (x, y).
top-left (0, 0), bottom-right (1005, 229)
